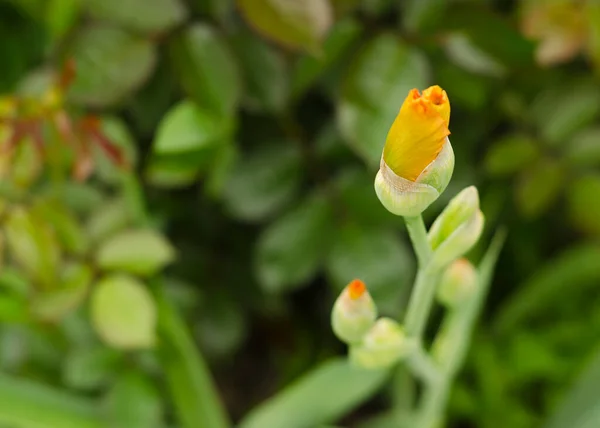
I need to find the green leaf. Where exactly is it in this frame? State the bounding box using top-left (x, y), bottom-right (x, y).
top-left (86, 198), bottom-right (132, 244)
top-left (495, 244), bottom-right (600, 334)
top-left (338, 34), bottom-right (429, 168)
top-left (402, 0), bottom-right (446, 33)
top-left (442, 33), bottom-right (506, 77)
top-left (515, 160), bottom-right (564, 218)
top-left (94, 117), bottom-right (138, 185)
top-left (230, 29), bottom-right (288, 113)
top-left (96, 229), bottom-right (175, 276)
top-left (291, 18), bottom-right (362, 98)
top-left (484, 135), bottom-right (540, 177)
top-left (85, 0), bottom-right (187, 33)
top-left (255, 194), bottom-right (333, 293)
top-left (46, 0), bottom-right (81, 42)
top-left (0, 373), bottom-right (103, 428)
top-left (105, 372), bottom-right (164, 428)
top-left (531, 80), bottom-right (600, 146)
top-left (196, 294), bottom-right (246, 359)
top-left (239, 358), bottom-right (389, 428)
top-left (68, 25), bottom-right (157, 107)
top-left (238, 0), bottom-right (333, 53)
top-left (91, 274), bottom-right (157, 349)
top-left (567, 174), bottom-right (600, 237)
top-left (31, 199), bottom-right (88, 255)
top-left (63, 347), bottom-right (120, 390)
top-left (326, 224), bottom-right (414, 314)
top-left (189, 0), bottom-right (231, 21)
top-left (544, 346), bottom-right (600, 428)
top-left (221, 144), bottom-right (303, 222)
top-left (565, 127), bottom-right (600, 168)
top-left (4, 206), bottom-right (61, 289)
top-left (31, 262), bottom-right (93, 322)
top-left (169, 24), bottom-right (241, 116)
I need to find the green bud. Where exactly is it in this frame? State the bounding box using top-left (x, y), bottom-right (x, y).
top-left (374, 140), bottom-right (454, 217)
top-left (428, 186), bottom-right (484, 269)
top-left (332, 279), bottom-right (377, 344)
top-left (437, 258), bottom-right (478, 308)
top-left (349, 318), bottom-right (411, 369)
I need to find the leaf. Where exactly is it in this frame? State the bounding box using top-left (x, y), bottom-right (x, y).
top-left (169, 24), bottom-right (241, 116)
top-left (564, 127), bottom-right (600, 168)
top-left (290, 18), bottom-right (363, 99)
top-left (31, 199), bottom-right (88, 255)
top-left (402, 0), bottom-right (446, 33)
top-left (325, 223), bottom-right (414, 314)
top-left (105, 372), bottom-right (164, 428)
top-left (238, 0), bottom-right (333, 53)
top-left (544, 346), bottom-right (600, 428)
top-left (4, 206), bottom-right (61, 289)
top-left (484, 135), bottom-right (540, 177)
top-left (46, 0), bottom-right (81, 42)
top-left (68, 25), bottom-right (157, 107)
top-left (94, 117), bottom-right (138, 185)
top-left (229, 29), bottom-right (288, 113)
top-left (221, 144), bottom-right (303, 222)
top-left (442, 33), bottom-right (506, 77)
top-left (85, 0), bottom-right (187, 33)
top-left (567, 174), bottom-right (600, 237)
top-left (151, 99), bottom-right (233, 157)
top-left (239, 358), bottom-right (389, 428)
top-left (91, 274), bottom-right (157, 349)
top-left (531, 80), bottom-right (600, 146)
top-left (255, 194), bottom-right (333, 293)
top-left (63, 347), bottom-right (120, 390)
top-left (86, 198), bottom-right (132, 244)
top-left (338, 34), bottom-right (429, 167)
top-left (515, 160), bottom-right (564, 218)
top-left (495, 243), bottom-right (600, 334)
top-left (95, 229), bottom-right (175, 277)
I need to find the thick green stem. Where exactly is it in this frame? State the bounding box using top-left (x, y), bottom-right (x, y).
top-left (404, 216), bottom-right (432, 268)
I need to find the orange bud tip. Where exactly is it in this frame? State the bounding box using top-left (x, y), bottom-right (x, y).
top-left (348, 279), bottom-right (366, 300)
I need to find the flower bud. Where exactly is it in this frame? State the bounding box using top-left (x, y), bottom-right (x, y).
top-left (437, 258), bottom-right (478, 308)
top-left (428, 186), bottom-right (484, 269)
top-left (349, 318), bottom-right (411, 369)
top-left (375, 86), bottom-right (455, 217)
top-left (331, 279), bottom-right (377, 344)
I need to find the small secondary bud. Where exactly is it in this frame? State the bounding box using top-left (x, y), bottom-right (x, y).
top-left (349, 318), bottom-right (411, 369)
top-left (331, 279), bottom-right (377, 345)
top-left (437, 258), bottom-right (478, 308)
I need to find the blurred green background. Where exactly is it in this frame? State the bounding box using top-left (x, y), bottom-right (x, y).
top-left (0, 0), bottom-right (600, 427)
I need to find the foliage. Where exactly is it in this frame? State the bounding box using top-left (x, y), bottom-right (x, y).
top-left (0, 0), bottom-right (599, 427)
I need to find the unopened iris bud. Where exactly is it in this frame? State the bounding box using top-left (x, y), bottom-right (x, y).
top-left (331, 279), bottom-right (377, 344)
top-left (437, 258), bottom-right (478, 308)
top-left (349, 318), bottom-right (411, 369)
top-left (428, 186), bottom-right (484, 269)
top-left (375, 86), bottom-right (455, 217)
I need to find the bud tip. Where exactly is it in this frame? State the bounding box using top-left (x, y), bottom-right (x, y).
top-left (348, 279), bottom-right (366, 300)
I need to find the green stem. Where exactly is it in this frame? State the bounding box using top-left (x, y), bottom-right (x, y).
top-left (404, 216), bottom-right (432, 268)
top-left (0, 374), bottom-right (104, 428)
top-left (404, 264), bottom-right (440, 339)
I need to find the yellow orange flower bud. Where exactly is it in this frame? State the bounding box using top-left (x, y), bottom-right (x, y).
top-left (331, 279), bottom-right (377, 345)
top-left (375, 86), bottom-right (455, 217)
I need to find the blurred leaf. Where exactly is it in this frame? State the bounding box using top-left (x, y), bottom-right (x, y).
top-left (291, 18), bottom-right (362, 99)
top-left (91, 274), bottom-right (157, 349)
top-left (484, 135), bottom-right (540, 177)
top-left (68, 25), bottom-right (156, 107)
top-left (63, 347), bottom-right (120, 390)
top-left (105, 372), bottom-right (163, 428)
top-left (495, 243), bottom-right (600, 333)
top-left (230, 29), bottom-right (288, 113)
top-left (239, 358), bottom-right (389, 428)
top-left (31, 199), bottom-right (88, 255)
top-left (443, 33), bottom-right (506, 77)
top-left (567, 174), bottom-right (600, 237)
top-left (46, 0), bottom-right (81, 42)
top-left (4, 206), bottom-right (61, 289)
top-left (564, 127), bottom-right (600, 168)
top-left (150, 99), bottom-right (232, 159)
top-left (531, 80), bottom-right (600, 146)
top-left (0, 294), bottom-right (28, 323)
top-left (195, 294), bottom-right (246, 359)
top-left (86, 198), bottom-right (131, 244)
top-left (326, 223), bottom-right (414, 314)
top-left (255, 194), bottom-right (333, 293)
top-left (31, 262), bottom-right (93, 322)
top-left (157, 288), bottom-right (230, 428)
top-left (515, 160), bottom-right (564, 218)
top-left (402, 0), bottom-right (445, 33)
top-left (145, 161), bottom-right (201, 189)
top-left (544, 346), bottom-right (600, 428)
top-left (169, 24), bottom-right (241, 116)
top-left (189, 0), bottom-right (231, 21)
top-left (238, 0), bottom-right (333, 53)
top-left (222, 144), bottom-right (303, 222)
top-left (338, 34), bottom-right (429, 167)
top-left (94, 117), bottom-right (138, 185)
top-left (435, 63), bottom-right (490, 110)
top-left (96, 229), bottom-right (175, 277)
top-left (85, 0), bottom-right (186, 33)
top-left (0, 373), bottom-right (103, 428)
